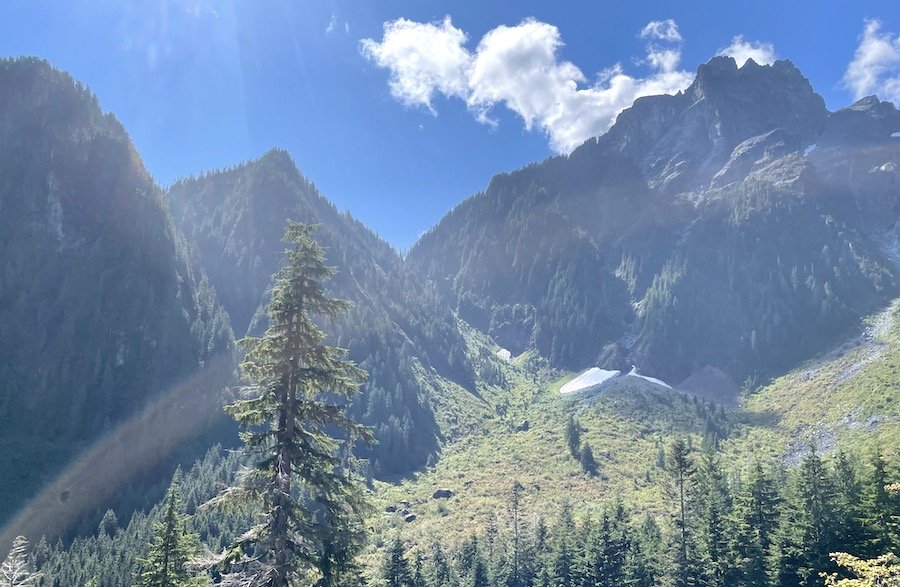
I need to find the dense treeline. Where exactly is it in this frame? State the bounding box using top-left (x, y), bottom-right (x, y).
top-left (381, 444), bottom-right (899, 587)
top-left (17, 441), bottom-right (897, 587)
top-left (32, 447), bottom-right (251, 587)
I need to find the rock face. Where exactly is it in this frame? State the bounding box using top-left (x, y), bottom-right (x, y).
top-left (603, 57), bottom-right (827, 192)
top-left (408, 56), bottom-right (900, 397)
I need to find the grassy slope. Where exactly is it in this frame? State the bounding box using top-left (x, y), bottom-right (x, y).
top-left (362, 328), bottom-right (723, 570)
top-left (362, 302), bottom-right (900, 571)
top-left (727, 300), bottom-right (900, 466)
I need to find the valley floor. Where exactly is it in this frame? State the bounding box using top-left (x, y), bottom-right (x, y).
top-left (362, 299), bottom-right (900, 569)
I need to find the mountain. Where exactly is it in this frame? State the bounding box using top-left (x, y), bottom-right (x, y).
top-left (408, 56), bottom-right (900, 394)
top-left (0, 58), bottom-right (233, 520)
top-left (167, 152), bottom-right (487, 476)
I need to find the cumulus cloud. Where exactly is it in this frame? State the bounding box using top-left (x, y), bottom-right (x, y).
top-left (639, 19), bottom-right (682, 43)
top-left (844, 19), bottom-right (900, 104)
top-left (359, 17), bottom-right (470, 113)
top-left (716, 35), bottom-right (777, 66)
top-left (361, 17), bottom-right (694, 153)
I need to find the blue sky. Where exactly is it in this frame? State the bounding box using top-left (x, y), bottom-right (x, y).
top-left (2, 1), bottom-right (899, 249)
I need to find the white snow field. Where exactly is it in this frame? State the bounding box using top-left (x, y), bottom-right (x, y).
top-left (560, 367), bottom-right (620, 395)
top-left (626, 365), bottom-right (672, 389)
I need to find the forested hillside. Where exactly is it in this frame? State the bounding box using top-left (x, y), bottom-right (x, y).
top-left (0, 57), bottom-right (233, 521)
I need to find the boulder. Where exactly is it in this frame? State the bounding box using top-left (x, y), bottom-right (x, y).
top-left (515, 420), bottom-right (529, 432)
top-left (432, 488), bottom-right (454, 499)
top-left (384, 505), bottom-right (396, 513)
top-left (403, 513), bottom-right (417, 523)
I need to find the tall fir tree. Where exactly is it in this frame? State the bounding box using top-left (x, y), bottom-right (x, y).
top-left (211, 222), bottom-right (371, 587)
top-left (863, 451), bottom-right (900, 555)
top-left (508, 480), bottom-right (525, 587)
top-left (136, 472), bottom-right (204, 587)
top-left (831, 450), bottom-right (868, 556)
top-left (730, 461), bottom-right (780, 587)
top-left (551, 503), bottom-right (578, 587)
top-left (382, 537), bottom-right (415, 587)
top-left (771, 447), bottom-right (840, 587)
top-left (429, 541), bottom-right (453, 587)
top-left (693, 451), bottom-right (733, 587)
top-left (667, 437), bottom-right (696, 587)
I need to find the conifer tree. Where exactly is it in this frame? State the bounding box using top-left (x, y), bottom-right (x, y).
top-left (831, 450), bottom-right (868, 555)
top-left (864, 451), bottom-right (900, 555)
top-left (551, 503), bottom-right (578, 587)
top-left (771, 448), bottom-right (840, 587)
top-left (508, 481), bottom-right (525, 587)
top-left (667, 437), bottom-right (696, 587)
top-left (471, 555), bottom-right (490, 587)
top-left (412, 552), bottom-right (427, 587)
top-left (565, 415), bottom-right (581, 459)
top-left (626, 515), bottom-right (662, 587)
top-left (604, 502), bottom-right (631, 587)
top-left (1, 536), bottom-right (40, 587)
top-left (429, 541), bottom-right (452, 587)
top-left (731, 462), bottom-right (780, 587)
top-left (694, 451), bottom-right (735, 587)
top-left (136, 474), bottom-right (204, 587)
top-left (382, 537), bottom-right (415, 587)
top-left (211, 222), bottom-right (371, 587)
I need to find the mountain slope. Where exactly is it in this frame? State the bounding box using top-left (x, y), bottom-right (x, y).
top-left (409, 56), bottom-right (900, 392)
top-left (0, 58), bottom-right (233, 520)
top-left (167, 152), bottom-right (487, 476)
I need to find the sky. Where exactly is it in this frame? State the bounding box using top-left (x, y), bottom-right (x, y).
top-left (2, 1), bottom-right (900, 250)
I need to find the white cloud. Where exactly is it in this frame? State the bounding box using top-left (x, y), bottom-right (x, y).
top-left (844, 20), bottom-right (900, 104)
top-left (359, 17), bottom-right (470, 113)
top-left (361, 17), bottom-right (694, 153)
top-left (716, 35), bottom-right (777, 66)
top-left (326, 13), bottom-right (349, 35)
top-left (639, 19), bottom-right (682, 43)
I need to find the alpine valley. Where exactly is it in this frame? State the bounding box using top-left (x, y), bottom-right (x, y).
top-left (0, 51), bottom-right (898, 587)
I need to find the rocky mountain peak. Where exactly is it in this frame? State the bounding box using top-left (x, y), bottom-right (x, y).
top-left (595, 56), bottom-right (828, 192)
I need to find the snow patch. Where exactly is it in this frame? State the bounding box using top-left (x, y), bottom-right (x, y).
top-left (626, 366), bottom-right (672, 389)
top-left (803, 144), bottom-right (817, 156)
top-left (560, 367), bottom-right (620, 395)
top-left (496, 348), bottom-right (512, 362)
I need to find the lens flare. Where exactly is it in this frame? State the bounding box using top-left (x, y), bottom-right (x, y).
top-left (0, 352), bottom-right (236, 551)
